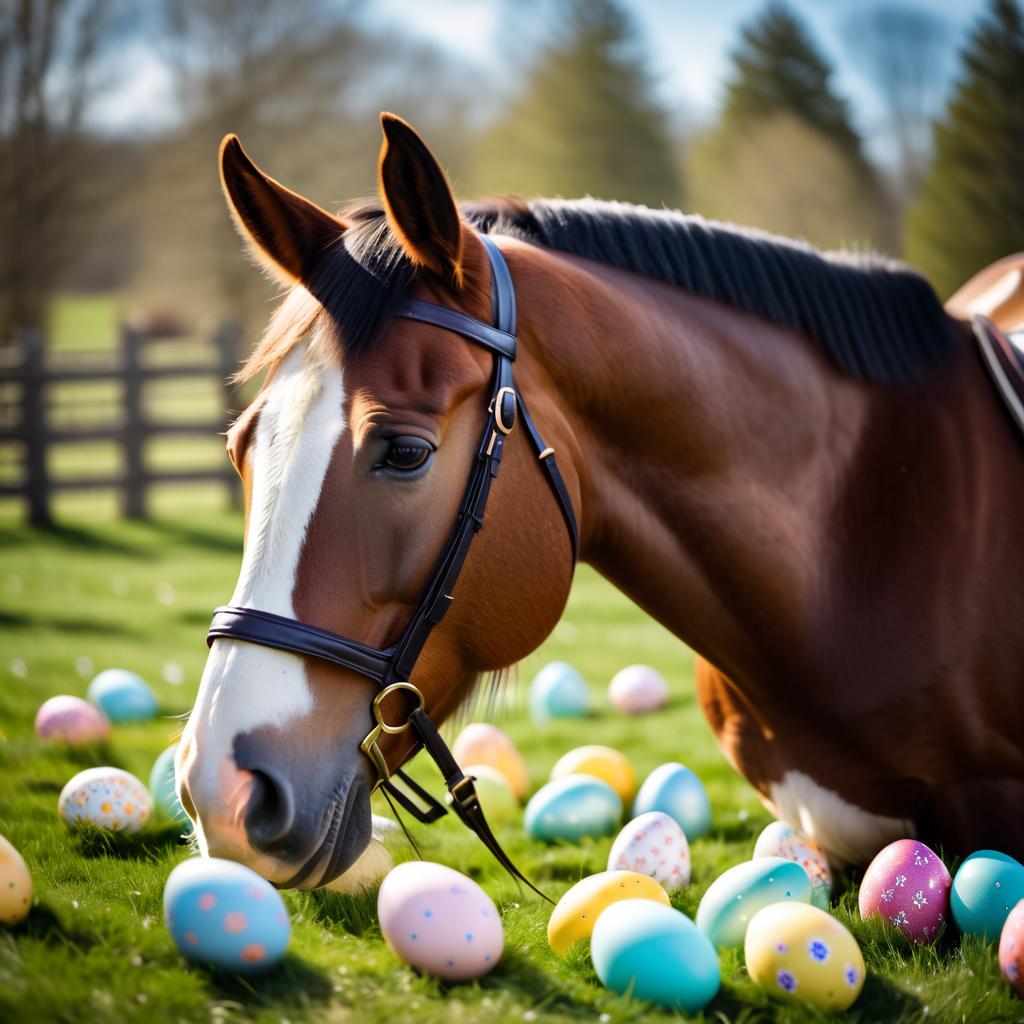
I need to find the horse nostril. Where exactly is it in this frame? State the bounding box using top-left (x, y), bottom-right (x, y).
top-left (243, 768), bottom-right (296, 852)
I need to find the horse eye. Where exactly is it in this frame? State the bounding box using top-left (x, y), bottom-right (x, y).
top-left (383, 436), bottom-right (434, 472)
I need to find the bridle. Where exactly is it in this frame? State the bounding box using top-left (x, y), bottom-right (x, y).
top-left (207, 235), bottom-right (578, 897)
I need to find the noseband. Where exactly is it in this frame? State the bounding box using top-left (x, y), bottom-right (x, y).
top-left (207, 236), bottom-right (578, 897)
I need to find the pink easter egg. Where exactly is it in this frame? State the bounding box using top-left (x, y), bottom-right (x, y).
top-left (859, 839), bottom-right (951, 943)
top-left (999, 899), bottom-right (1024, 997)
top-left (35, 695), bottom-right (111, 745)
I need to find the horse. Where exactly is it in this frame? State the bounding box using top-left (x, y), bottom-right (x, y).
top-left (176, 113), bottom-right (1024, 890)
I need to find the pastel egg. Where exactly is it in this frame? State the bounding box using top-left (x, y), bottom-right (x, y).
top-left (608, 811), bottom-right (691, 890)
top-left (451, 723), bottom-right (529, 800)
top-left (529, 661), bottom-right (589, 723)
top-left (632, 762), bottom-right (711, 840)
top-left (745, 901), bottom-right (865, 1011)
top-left (58, 766), bottom-right (153, 832)
top-left (525, 774), bottom-right (622, 843)
top-left (999, 899), bottom-right (1024, 996)
top-left (87, 668), bottom-right (157, 723)
top-left (149, 744), bottom-right (190, 825)
top-left (951, 849), bottom-right (1024, 939)
top-left (859, 839), bottom-right (951, 943)
top-left (547, 869), bottom-right (671, 955)
top-left (34, 695), bottom-right (111, 745)
top-left (324, 839), bottom-right (393, 895)
top-left (754, 821), bottom-right (832, 909)
top-left (0, 835), bottom-right (32, 926)
top-left (550, 745), bottom-right (636, 802)
top-left (607, 664), bottom-right (669, 714)
top-left (696, 857), bottom-right (812, 948)
top-left (163, 856), bottom-right (290, 973)
top-left (377, 861), bottom-right (503, 981)
top-left (463, 764), bottom-right (519, 827)
top-left (591, 900), bottom-right (720, 1011)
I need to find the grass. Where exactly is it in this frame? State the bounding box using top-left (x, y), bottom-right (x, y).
top-left (0, 502), bottom-right (1018, 1024)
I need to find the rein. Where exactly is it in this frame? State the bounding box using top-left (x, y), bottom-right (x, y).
top-left (207, 236), bottom-right (578, 898)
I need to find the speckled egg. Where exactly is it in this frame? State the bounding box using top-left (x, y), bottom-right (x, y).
top-left (34, 695), bottom-right (111, 745)
top-left (525, 774), bottom-right (622, 843)
top-left (164, 856), bottom-right (290, 973)
top-left (999, 899), bottom-right (1024, 996)
top-left (87, 668), bottom-right (157, 723)
top-left (608, 812), bottom-right (691, 890)
top-left (0, 835), bottom-right (32, 926)
top-left (451, 723), bottom-right (529, 800)
top-left (529, 661), bottom-right (589, 723)
top-left (859, 839), bottom-right (951, 943)
top-left (547, 869), bottom-right (671, 955)
top-left (746, 901), bottom-right (865, 1010)
top-left (951, 849), bottom-right (1024, 939)
top-left (59, 766), bottom-right (153, 832)
top-left (149, 744), bottom-right (190, 825)
top-left (463, 763), bottom-right (519, 827)
top-left (632, 762), bottom-right (712, 840)
top-left (377, 861), bottom-right (503, 981)
top-left (754, 821), bottom-right (832, 910)
top-left (550, 745), bottom-right (636, 803)
top-left (696, 857), bottom-right (812, 948)
top-left (607, 664), bottom-right (669, 714)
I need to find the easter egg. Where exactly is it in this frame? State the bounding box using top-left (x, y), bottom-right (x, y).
top-left (529, 661), bottom-right (589, 724)
top-left (324, 838), bottom-right (393, 895)
top-left (463, 764), bottom-right (519, 827)
top-left (547, 869), bottom-right (671, 955)
top-left (754, 821), bottom-right (832, 910)
top-left (696, 857), bottom-right (812, 948)
top-left (951, 849), bottom-right (1024, 939)
top-left (745, 901), bottom-right (865, 1010)
top-left (550, 745), bottom-right (636, 803)
top-left (632, 762), bottom-right (712, 840)
top-left (164, 856), bottom-right (290, 973)
top-left (607, 664), bottom-right (669, 714)
top-left (87, 668), bottom-right (157, 723)
top-left (525, 774), bottom-right (622, 843)
top-left (451, 723), bottom-right (529, 800)
top-left (999, 899), bottom-right (1024, 997)
top-left (58, 766), bottom-right (153, 832)
top-left (607, 811), bottom-right (691, 890)
top-left (149, 744), bottom-right (190, 825)
top-left (377, 861), bottom-right (503, 981)
top-left (0, 835), bottom-right (32, 926)
top-left (591, 900), bottom-right (720, 1011)
top-left (34, 695), bottom-right (111, 745)
top-left (858, 839), bottom-right (951, 942)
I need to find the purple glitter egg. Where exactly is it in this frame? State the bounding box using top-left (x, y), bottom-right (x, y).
top-left (859, 839), bottom-right (951, 943)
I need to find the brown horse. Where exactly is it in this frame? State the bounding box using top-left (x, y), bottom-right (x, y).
top-left (177, 113), bottom-right (1024, 889)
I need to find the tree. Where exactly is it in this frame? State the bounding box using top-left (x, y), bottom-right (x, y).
top-left (905, 0), bottom-right (1024, 299)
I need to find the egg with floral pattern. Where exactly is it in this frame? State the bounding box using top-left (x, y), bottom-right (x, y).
top-left (999, 899), bottom-right (1024, 997)
top-left (859, 839), bottom-right (951, 943)
top-left (754, 821), bottom-right (832, 909)
top-left (58, 766), bottom-right (153, 832)
top-left (608, 812), bottom-right (691, 890)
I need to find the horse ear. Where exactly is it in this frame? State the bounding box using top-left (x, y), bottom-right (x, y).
top-left (378, 113), bottom-right (464, 288)
top-left (219, 134), bottom-right (345, 285)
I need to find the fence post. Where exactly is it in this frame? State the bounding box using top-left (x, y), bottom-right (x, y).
top-left (121, 323), bottom-right (146, 519)
top-left (21, 328), bottom-right (51, 527)
top-left (215, 320), bottom-right (242, 510)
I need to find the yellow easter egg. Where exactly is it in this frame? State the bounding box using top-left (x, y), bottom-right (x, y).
top-left (0, 834), bottom-right (32, 926)
top-left (451, 723), bottom-right (529, 800)
top-left (547, 869), bottom-right (671, 956)
top-left (745, 901), bottom-right (865, 1010)
top-left (550, 745), bottom-right (637, 803)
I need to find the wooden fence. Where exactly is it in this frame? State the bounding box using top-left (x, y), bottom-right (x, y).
top-left (0, 322), bottom-right (243, 525)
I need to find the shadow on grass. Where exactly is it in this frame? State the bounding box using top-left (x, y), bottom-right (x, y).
top-left (0, 608), bottom-right (136, 636)
top-left (304, 888), bottom-right (379, 937)
top-left (17, 903), bottom-right (104, 952)
top-left (195, 953), bottom-right (333, 1008)
top-left (71, 823), bottom-right (191, 861)
top-left (147, 518), bottom-right (241, 555)
top-left (0, 522), bottom-right (147, 557)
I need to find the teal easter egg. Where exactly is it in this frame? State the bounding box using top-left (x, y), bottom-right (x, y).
top-left (163, 857), bottom-right (290, 973)
top-left (632, 762), bottom-right (711, 840)
top-left (525, 774), bottom-right (622, 843)
top-left (150, 744), bottom-right (190, 825)
top-left (696, 857), bottom-right (812, 948)
top-left (591, 899), bottom-right (720, 1011)
top-left (951, 850), bottom-right (1024, 939)
top-left (529, 662), bottom-right (589, 724)
top-left (87, 668), bottom-right (157, 723)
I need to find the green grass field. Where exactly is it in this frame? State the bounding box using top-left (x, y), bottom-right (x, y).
top-left (0, 500), bottom-right (1018, 1024)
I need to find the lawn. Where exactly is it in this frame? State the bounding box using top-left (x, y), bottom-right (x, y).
top-left (0, 501), bottom-right (1017, 1023)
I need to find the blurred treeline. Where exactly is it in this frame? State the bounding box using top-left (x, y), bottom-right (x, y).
top-left (1, 0), bottom-right (1022, 343)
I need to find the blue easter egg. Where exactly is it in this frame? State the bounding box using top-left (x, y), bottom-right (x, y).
top-left (525, 774), bottom-right (622, 842)
top-left (529, 662), bottom-right (589, 724)
top-left (632, 762), bottom-right (712, 840)
top-left (951, 850), bottom-right (1024, 939)
top-left (591, 899), bottom-right (720, 1011)
top-left (150, 744), bottom-right (190, 825)
top-left (87, 668), bottom-right (157, 723)
top-left (163, 857), bottom-right (290, 973)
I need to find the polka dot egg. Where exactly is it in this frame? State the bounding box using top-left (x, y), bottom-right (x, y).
top-left (58, 766), bottom-right (152, 832)
top-left (163, 857), bottom-right (290, 973)
top-left (999, 899), bottom-right (1024, 997)
top-left (0, 834), bottom-right (32, 926)
top-left (377, 861), bottom-right (503, 981)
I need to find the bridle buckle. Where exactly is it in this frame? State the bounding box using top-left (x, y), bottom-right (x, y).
top-left (494, 386), bottom-right (517, 435)
top-left (359, 681), bottom-right (425, 783)
top-left (447, 774), bottom-right (479, 812)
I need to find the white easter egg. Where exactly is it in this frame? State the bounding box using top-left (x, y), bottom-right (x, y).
top-left (58, 766), bottom-right (153, 832)
top-left (753, 821), bottom-right (832, 909)
top-left (608, 811), bottom-right (691, 889)
top-left (608, 664), bottom-right (669, 714)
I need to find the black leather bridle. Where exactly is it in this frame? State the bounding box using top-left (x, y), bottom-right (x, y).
top-left (207, 236), bottom-right (578, 897)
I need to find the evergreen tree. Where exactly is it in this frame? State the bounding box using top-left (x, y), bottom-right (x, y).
top-left (905, 0), bottom-right (1024, 298)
